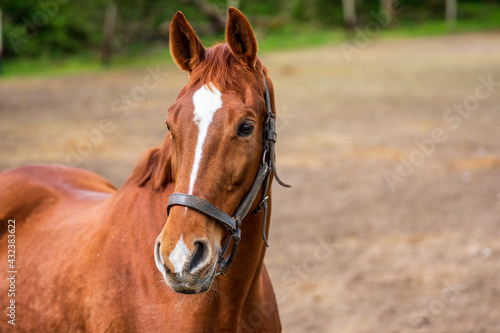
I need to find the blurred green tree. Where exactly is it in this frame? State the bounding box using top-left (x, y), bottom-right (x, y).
top-left (0, 0), bottom-right (498, 60)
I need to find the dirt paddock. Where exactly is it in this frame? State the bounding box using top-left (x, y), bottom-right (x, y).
top-left (1, 32), bottom-right (500, 332)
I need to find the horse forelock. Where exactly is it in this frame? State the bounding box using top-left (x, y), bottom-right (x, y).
top-left (188, 43), bottom-right (265, 93)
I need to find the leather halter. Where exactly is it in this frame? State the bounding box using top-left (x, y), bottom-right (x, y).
top-left (166, 73), bottom-right (290, 276)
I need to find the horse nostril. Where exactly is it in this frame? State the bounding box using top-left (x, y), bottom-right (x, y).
top-left (189, 241), bottom-right (208, 272)
top-left (154, 237), bottom-right (167, 275)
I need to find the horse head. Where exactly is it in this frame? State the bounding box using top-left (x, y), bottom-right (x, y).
top-left (154, 8), bottom-right (281, 294)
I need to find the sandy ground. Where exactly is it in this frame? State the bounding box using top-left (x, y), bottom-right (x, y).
top-left (1, 32), bottom-right (500, 332)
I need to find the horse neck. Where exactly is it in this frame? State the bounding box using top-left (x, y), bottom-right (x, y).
top-left (106, 182), bottom-right (172, 252)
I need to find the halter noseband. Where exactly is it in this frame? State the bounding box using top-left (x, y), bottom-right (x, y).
top-left (166, 73), bottom-right (290, 276)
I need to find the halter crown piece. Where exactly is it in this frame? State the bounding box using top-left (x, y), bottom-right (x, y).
top-left (166, 72), bottom-right (291, 275)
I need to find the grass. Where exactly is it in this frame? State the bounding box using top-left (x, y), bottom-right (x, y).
top-left (2, 4), bottom-right (499, 79)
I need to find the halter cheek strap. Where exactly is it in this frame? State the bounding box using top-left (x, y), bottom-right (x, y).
top-left (166, 73), bottom-right (290, 276)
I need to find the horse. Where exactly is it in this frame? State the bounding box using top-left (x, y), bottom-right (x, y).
top-left (0, 7), bottom-right (289, 332)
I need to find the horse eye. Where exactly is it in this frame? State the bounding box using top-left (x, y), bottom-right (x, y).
top-left (237, 123), bottom-right (255, 137)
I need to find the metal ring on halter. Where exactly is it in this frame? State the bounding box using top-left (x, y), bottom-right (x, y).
top-left (262, 147), bottom-right (268, 166)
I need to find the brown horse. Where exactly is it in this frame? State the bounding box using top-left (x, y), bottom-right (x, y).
top-left (0, 7), bottom-right (287, 332)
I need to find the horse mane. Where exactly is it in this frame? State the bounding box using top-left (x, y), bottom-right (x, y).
top-left (126, 135), bottom-right (172, 190)
top-left (188, 43), bottom-right (265, 92)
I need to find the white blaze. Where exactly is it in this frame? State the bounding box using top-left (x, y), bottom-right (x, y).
top-left (188, 84), bottom-right (223, 195)
top-left (169, 235), bottom-right (191, 274)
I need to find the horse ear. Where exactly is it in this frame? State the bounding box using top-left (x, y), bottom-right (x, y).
top-left (170, 11), bottom-right (205, 72)
top-left (226, 7), bottom-right (258, 68)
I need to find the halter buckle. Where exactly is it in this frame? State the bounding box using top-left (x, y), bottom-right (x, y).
top-left (266, 111), bottom-right (275, 125)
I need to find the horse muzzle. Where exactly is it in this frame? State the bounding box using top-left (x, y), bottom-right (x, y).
top-left (154, 236), bottom-right (217, 294)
